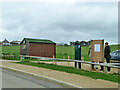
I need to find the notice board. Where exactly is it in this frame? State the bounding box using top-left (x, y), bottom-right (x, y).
top-left (91, 40), bottom-right (104, 62)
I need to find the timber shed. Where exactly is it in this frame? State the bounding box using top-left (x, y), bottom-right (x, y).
top-left (20, 38), bottom-right (56, 58)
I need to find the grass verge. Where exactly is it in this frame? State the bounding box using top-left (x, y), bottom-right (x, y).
top-left (14, 61), bottom-right (119, 83)
top-left (2, 57), bottom-right (20, 60)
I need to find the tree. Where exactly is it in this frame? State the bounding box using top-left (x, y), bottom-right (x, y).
top-left (69, 40), bottom-right (91, 46)
top-left (64, 43), bottom-right (69, 46)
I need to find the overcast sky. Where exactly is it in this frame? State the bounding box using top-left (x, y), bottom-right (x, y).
top-left (0, 1), bottom-right (118, 44)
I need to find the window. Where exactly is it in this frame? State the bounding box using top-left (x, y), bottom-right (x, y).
top-left (23, 40), bottom-right (26, 44)
top-left (22, 40), bottom-right (26, 50)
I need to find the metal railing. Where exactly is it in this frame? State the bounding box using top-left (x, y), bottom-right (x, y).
top-left (20, 55), bottom-right (120, 74)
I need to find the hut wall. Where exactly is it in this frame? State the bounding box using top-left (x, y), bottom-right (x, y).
top-left (20, 40), bottom-right (29, 55)
top-left (29, 42), bottom-right (56, 58)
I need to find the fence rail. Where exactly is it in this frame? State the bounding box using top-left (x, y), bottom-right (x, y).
top-left (2, 53), bottom-right (15, 58)
top-left (20, 55), bottom-right (120, 74)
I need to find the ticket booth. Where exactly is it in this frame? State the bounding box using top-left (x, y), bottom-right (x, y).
top-left (91, 40), bottom-right (104, 63)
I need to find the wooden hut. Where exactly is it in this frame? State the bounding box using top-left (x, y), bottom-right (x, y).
top-left (20, 38), bottom-right (56, 58)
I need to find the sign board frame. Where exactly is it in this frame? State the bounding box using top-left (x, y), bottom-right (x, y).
top-left (91, 40), bottom-right (104, 62)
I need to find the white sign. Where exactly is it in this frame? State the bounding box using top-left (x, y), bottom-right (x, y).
top-left (94, 44), bottom-right (100, 52)
top-left (78, 45), bottom-right (81, 48)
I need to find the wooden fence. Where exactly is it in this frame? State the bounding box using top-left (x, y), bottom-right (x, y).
top-left (20, 55), bottom-right (120, 74)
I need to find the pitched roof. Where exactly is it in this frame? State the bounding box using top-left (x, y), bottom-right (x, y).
top-left (2, 39), bottom-right (9, 43)
top-left (10, 41), bottom-right (21, 43)
top-left (21, 38), bottom-right (55, 44)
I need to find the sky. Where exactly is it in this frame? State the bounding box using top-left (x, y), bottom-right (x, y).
top-left (0, 0), bottom-right (118, 44)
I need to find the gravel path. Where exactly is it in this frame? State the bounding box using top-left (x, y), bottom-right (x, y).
top-left (1, 59), bottom-right (119, 88)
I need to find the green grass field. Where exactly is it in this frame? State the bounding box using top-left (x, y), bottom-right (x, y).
top-left (1, 45), bottom-right (119, 61)
top-left (2, 45), bottom-right (20, 60)
top-left (56, 46), bottom-right (75, 59)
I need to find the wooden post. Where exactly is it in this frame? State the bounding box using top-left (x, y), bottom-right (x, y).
top-left (104, 62), bottom-right (108, 74)
top-left (13, 53), bottom-right (15, 59)
top-left (20, 56), bottom-right (22, 62)
top-left (55, 59), bottom-right (57, 65)
top-left (77, 61), bottom-right (78, 68)
top-left (82, 56), bottom-right (84, 67)
top-left (63, 56), bottom-right (65, 59)
top-left (38, 59), bottom-right (40, 63)
top-left (53, 55), bottom-right (55, 64)
top-left (8, 54), bottom-right (9, 58)
top-left (68, 56), bottom-right (69, 66)
top-left (104, 66), bottom-right (108, 74)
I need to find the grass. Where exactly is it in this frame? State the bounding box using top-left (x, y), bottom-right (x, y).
top-left (2, 45), bottom-right (20, 60)
top-left (2, 57), bottom-right (20, 60)
top-left (56, 45), bottom-right (91, 61)
top-left (110, 45), bottom-right (119, 52)
top-left (1, 44), bottom-right (119, 61)
top-left (15, 61), bottom-right (119, 83)
top-left (56, 46), bottom-right (75, 59)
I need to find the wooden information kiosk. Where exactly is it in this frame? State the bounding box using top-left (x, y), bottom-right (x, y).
top-left (91, 40), bottom-right (104, 63)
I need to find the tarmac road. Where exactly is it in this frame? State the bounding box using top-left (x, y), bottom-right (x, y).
top-left (2, 68), bottom-right (65, 88)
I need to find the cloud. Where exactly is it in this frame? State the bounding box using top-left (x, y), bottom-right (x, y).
top-left (0, 2), bottom-right (118, 44)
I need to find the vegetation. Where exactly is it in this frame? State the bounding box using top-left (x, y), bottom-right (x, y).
top-left (2, 45), bottom-right (20, 56)
top-left (1, 44), bottom-right (119, 61)
top-left (56, 45), bottom-right (75, 59)
top-left (15, 61), bottom-right (119, 83)
top-left (2, 45), bottom-right (20, 60)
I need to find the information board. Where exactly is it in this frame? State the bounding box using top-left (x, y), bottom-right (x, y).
top-left (91, 40), bottom-right (104, 62)
top-left (94, 44), bottom-right (100, 52)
